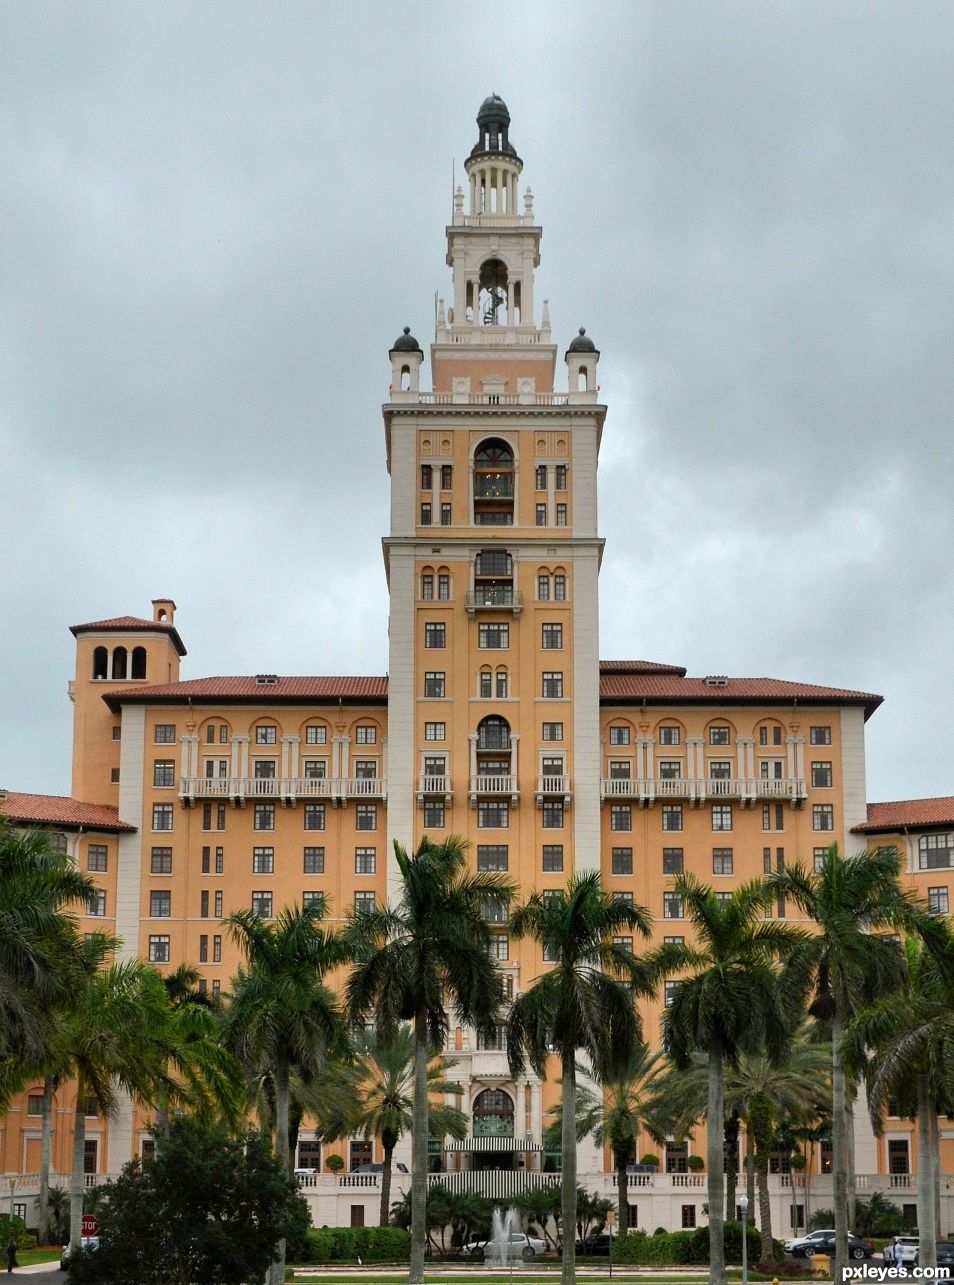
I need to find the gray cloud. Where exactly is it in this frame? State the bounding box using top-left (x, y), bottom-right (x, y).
top-left (2, 0), bottom-right (951, 802)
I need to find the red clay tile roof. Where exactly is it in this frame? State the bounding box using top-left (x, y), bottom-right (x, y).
top-left (853, 798), bottom-right (954, 834)
top-left (0, 792), bottom-right (135, 832)
top-left (599, 660), bottom-right (687, 675)
top-left (598, 674), bottom-right (882, 718)
top-left (70, 616), bottom-right (187, 657)
top-left (104, 675), bottom-right (389, 709)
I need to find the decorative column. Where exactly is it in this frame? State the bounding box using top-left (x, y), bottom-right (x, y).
top-left (280, 736), bottom-right (292, 780)
top-left (516, 1082), bottom-right (527, 1138)
top-left (687, 736), bottom-right (704, 784)
top-left (469, 733), bottom-right (478, 786)
top-left (229, 736), bottom-right (241, 779)
top-left (509, 733), bottom-right (519, 785)
top-left (793, 735), bottom-right (805, 780)
top-left (785, 736), bottom-right (797, 780)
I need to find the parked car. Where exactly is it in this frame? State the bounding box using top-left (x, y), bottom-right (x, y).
top-left (786, 1229), bottom-right (842, 1254)
top-left (60, 1237), bottom-right (100, 1269)
top-left (355, 1161), bottom-right (409, 1173)
top-left (914, 1243), bottom-right (954, 1268)
top-left (891, 1237), bottom-right (920, 1265)
top-left (577, 1232), bottom-right (615, 1255)
top-left (792, 1233), bottom-right (873, 1261)
top-left (463, 1232), bottom-right (546, 1260)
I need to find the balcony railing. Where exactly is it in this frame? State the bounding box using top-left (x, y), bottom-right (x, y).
top-left (417, 774), bottom-right (452, 802)
top-left (474, 476), bottom-right (515, 499)
top-left (180, 777), bottom-right (386, 804)
top-left (536, 775), bottom-right (571, 806)
top-left (469, 774), bottom-right (518, 802)
top-left (599, 777), bottom-right (807, 805)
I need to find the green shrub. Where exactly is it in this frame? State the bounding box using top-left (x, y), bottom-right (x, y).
top-left (640, 1154), bottom-right (660, 1168)
top-left (685, 1221), bottom-right (762, 1265)
top-left (301, 1225), bottom-right (411, 1263)
top-left (0, 1215), bottom-right (34, 1251)
top-left (615, 1229), bottom-right (697, 1264)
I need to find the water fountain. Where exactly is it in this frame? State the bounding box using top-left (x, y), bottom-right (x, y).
top-left (485, 1205), bottom-right (522, 1271)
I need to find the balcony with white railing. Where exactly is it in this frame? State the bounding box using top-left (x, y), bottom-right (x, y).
top-left (417, 774), bottom-right (452, 803)
top-left (469, 774), bottom-right (519, 804)
top-left (337, 777), bottom-right (387, 802)
top-left (466, 588), bottom-right (524, 618)
top-left (179, 777), bottom-right (384, 805)
top-left (536, 775), bottom-right (571, 807)
top-left (599, 777), bottom-right (807, 806)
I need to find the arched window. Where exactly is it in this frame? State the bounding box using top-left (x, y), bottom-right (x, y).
top-left (473, 439), bottom-right (515, 527)
top-left (92, 647), bottom-right (108, 680)
top-left (131, 647), bottom-right (147, 680)
top-left (400, 365), bottom-right (411, 391)
top-left (111, 646), bottom-right (127, 680)
top-left (473, 1088), bottom-right (514, 1137)
top-left (477, 715), bottom-right (511, 752)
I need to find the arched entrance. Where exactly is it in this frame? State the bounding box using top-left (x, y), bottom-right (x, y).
top-left (472, 1088), bottom-right (516, 1172)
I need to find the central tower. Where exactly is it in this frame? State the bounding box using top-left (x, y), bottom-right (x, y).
top-left (382, 100), bottom-right (606, 1173)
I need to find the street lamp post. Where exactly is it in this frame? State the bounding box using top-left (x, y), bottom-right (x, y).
top-left (607, 1208), bottom-right (615, 1279)
top-left (740, 1193), bottom-right (749, 1285)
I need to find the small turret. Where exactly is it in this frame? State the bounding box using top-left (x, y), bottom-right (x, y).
top-left (389, 327), bottom-right (424, 395)
top-left (565, 328), bottom-right (600, 398)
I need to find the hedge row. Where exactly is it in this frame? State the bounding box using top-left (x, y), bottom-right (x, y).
top-left (301, 1226), bottom-right (411, 1263)
top-left (614, 1222), bottom-right (763, 1265)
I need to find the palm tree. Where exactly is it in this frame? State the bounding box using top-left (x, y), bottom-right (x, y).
top-left (347, 1026), bottom-right (467, 1226)
top-left (768, 844), bottom-right (917, 1284)
top-left (0, 822), bottom-right (96, 1065)
top-left (844, 932), bottom-right (954, 1271)
top-left (652, 875), bottom-right (809, 1285)
top-left (226, 896), bottom-right (347, 1285)
top-left (345, 835), bottom-right (513, 1285)
top-left (506, 871), bottom-right (654, 1285)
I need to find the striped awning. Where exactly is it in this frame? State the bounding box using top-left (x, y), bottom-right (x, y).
top-left (444, 1135), bottom-right (543, 1152)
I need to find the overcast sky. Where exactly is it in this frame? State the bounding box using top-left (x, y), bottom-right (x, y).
top-left (2, 1), bottom-right (951, 805)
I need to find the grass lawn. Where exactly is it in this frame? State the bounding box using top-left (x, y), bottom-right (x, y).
top-left (289, 1273), bottom-right (814, 1283)
top-left (16, 1246), bottom-right (63, 1265)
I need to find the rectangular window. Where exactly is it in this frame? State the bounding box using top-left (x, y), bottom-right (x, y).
top-left (542, 671), bottom-right (563, 698)
top-left (709, 726), bottom-right (731, 746)
top-left (609, 761), bottom-right (631, 781)
top-left (354, 891), bottom-right (376, 914)
top-left (535, 503), bottom-right (547, 526)
top-left (811, 761), bottom-right (833, 788)
top-left (252, 847), bottom-right (274, 875)
top-left (813, 846), bottom-right (829, 872)
top-left (710, 759), bottom-right (732, 780)
top-left (664, 980), bottom-right (680, 1007)
top-left (542, 721), bottom-right (564, 741)
top-left (355, 848), bottom-right (377, 875)
top-left (304, 804), bottom-right (326, 831)
top-left (421, 464), bottom-right (432, 489)
top-left (305, 724), bottom-right (327, 745)
top-left (356, 805), bottom-right (377, 832)
top-left (764, 847), bottom-right (773, 875)
top-left (200, 890), bottom-right (209, 918)
top-left (438, 573), bottom-right (450, 600)
top-left (26, 1094), bottom-right (44, 1116)
top-left (251, 892), bottom-right (273, 919)
top-left (489, 933), bottom-right (509, 961)
top-left (813, 804), bottom-right (834, 832)
top-left (150, 846), bottom-right (173, 875)
top-left (303, 759), bottom-right (326, 780)
top-left (150, 891), bottom-right (171, 917)
top-left (553, 574), bottom-right (566, 599)
top-left (255, 726), bottom-right (277, 745)
top-left (153, 760), bottom-right (175, 788)
top-left (112, 726), bottom-right (122, 741)
top-left (535, 464), bottom-right (547, 490)
top-left (152, 804), bottom-right (173, 831)
top-left (154, 724), bottom-right (176, 744)
top-left (477, 845), bottom-right (509, 872)
top-left (614, 935), bottom-right (634, 953)
top-left (424, 672), bottom-right (445, 698)
top-left (555, 503), bottom-right (567, 526)
top-left (495, 671), bottom-right (508, 698)
top-left (555, 464), bottom-right (567, 490)
top-left (762, 803), bottom-right (785, 832)
top-left (441, 464), bottom-right (452, 490)
top-left (810, 725), bottom-right (832, 746)
top-left (424, 721), bottom-right (446, 741)
top-left (713, 847), bottom-right (734, 875)
top-left (929, 887), bottom-right (950, 914)
top-left (537, 574), bottom-right (550, 601)
top-left (479, 671), bottom-right (492, 698)
top-left (478, 623), bottom-right (509, 648)
top-left (609, 725), bottom-right (631, 746)
top-left (254, 804), bottom-right (275, 831)
top-left (420, 502), bottom-right (431, 525)
top-left (664, 892), bottom-right (684, 920)
top-left (918, 834), bottom-right (954, 870)
top-left (542, 801), bottom-right (564, 829)
top-left (423, 800), bottom-right (445, 828)
top-left (712, 805), bottom-right (733, 832)
top-left (199, 935), bottom-right (208, 963)
top-left (658, 760), bottom-right (682, 780)
top-left (303, 847), bottom-right (325, 874)
top-left (888, 1140), bottom-right (910, 1175)
top-left (663, 847), bottom-right (684, 874)
top-left (542, 844), bottom-right (564, 872)
top-left (440, 503), bottom-right (452, 526)
top-left (213, 935), bottom-right (222, 962)
top-left (110, 767), bottom-right (120, 783)
top-left (610, 804), bottom-right (632, 832)
top-left (478, 801), bottom-right (509, 828)
top-left (612, 847), bottom-right (633, 875)
top-left (87, 844), bottom-right (108, 873)
top-left (659, 726), bottom-right (681, 746)
top-left (148, 935), bottom-right (170, 963)
top-left (206, 725), bottom-right (216, 743)
top-left (421, 573), bottom-right (434, 600)
top-left (662, 804), bottom-right (684, 832)
top-left (424, 623), bottom-right (446, 649)
top-left (681, 1206), bottom-right (697, 1230)
top-left (355, 725), bottom-right (377, 745)
top-left (87, 889), bottom-right (106, 917)
top-left (664, 934), bottom-right (685, 945)
top-left (214, 890), bottom-right (223, 918)
top-left (353, 760), bottom-right (377, 779)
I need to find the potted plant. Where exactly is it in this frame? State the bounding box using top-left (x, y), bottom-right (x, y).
top-left (639, 1154), bottom-right (660, 1172)
top-left (325, 1154), bottom-right (345, 1174)
top-left (687, 1155), bottom-right (705, 1172)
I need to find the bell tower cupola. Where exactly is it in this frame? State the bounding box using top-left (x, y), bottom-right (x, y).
top-left (466, 93), bottom-right (522, 218)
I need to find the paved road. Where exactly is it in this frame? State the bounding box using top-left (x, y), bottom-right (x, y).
top-left (10, 1267), bottom-right (62, 1281)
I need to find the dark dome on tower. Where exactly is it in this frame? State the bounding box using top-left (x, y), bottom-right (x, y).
top-left (390, 326), bottom-right (422, 354)
top-left (567, 327), bottom-right (598, 353)
top-left (470, 93), bottom-right (520, 162)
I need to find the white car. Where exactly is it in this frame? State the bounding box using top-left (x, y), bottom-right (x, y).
top-left (888, 1237), bottom-right (919, 1265)
top-left (60, 1236), bottom-right (100, 1269)
top-left (463, 1232), bottom-right (546, 1260)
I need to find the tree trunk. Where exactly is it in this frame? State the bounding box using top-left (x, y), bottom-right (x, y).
top-left (617, 1152), bottom-right (628, 1239)
top-left (725, 1112), bottom-right (740, 1223)
top-left (805, 1142), bottom-right (813, 1228)
top-left (755, 1151), bottom-right (772, 1246)
top-left (380, 1133), bottom-right (396, 1228)
top-left (38, 1077), bottom-right (53, 1244)
top-left (916, 1075), bottom-right (937, 1269)
top-left (931, 1110), bottom-right (942, 1239)
top-left (750, 1096), bottom-right (773, 1245)
top-left (832, 1005), bottom-right (850, 1285)
top-left (69, 1085), bottom-right (86, 1251)
top-left (560, 1049), bottom-right (577, 1285)
top-left (745, 1128), bottom-right (756, 1213)
top-left (707, 1044), bottom-right (726, 1285)
top-left (408, 1011), bottom-right (430, 1285)
top-left (846, 1087), bottom-right (857, 1230)
top-left (270, 1060), bottom-right (290, 1285)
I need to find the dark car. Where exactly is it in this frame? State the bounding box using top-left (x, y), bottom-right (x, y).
top-left (914, 1243), bottom-right (954, 1269)
top-left (577, 1233), bottom-right (615, 1255)
top-left (795, 1234), bottom-right (873, 1261)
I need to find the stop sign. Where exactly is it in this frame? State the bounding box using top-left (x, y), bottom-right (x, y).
top-left (81, 1214), bottom-right (99, 1237)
